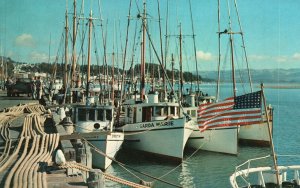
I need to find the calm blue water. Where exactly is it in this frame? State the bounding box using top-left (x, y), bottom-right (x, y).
top-left (105, 83), bottom-right (300, 188)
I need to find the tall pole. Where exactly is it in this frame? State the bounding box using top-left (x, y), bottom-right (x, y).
top-left (261, 83), bottom-right (280, 185)
top-left (157, 0), bottom-right (165, 99)
top-left (64, 9), bottom-right (69, 92)
top-left (140, 0), bottom-right (146, 100)
top-left (227, 0), bottom-right (237, 98)
top-left (63, 9), bottom-right (69, 104)
top-left (216, 0), bottom-right (221, 102)
top-left (179, 23), bottom-right (183, 102)
top-left (71, 0), bottom-right (77, 102)
top-left (86, 10), bottom-right (93, 100)
top-left (171, 53), bottom-right (174, 94)
top-left (188, 0), bottom-right (200, 101)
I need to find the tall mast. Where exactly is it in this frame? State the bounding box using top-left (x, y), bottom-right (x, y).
top-left (188, 0), bottom-right (200, 101)
top-left (179, 23), bottom-right (183, 102)
top-left (86, 10), bottom-right (93, 100)
top-left (171, 53), bottom-right (175, 94)
top-left (71, 0), bottom-right (77, 102)
top-left (157, 0), bottom-right (165, 99)
top-left (227, 0), bottom-right (237, 98)
top-left (140, 0), bottom-right (146, 100)
top-left (216, 0), bottom-right (221, 101)
top-left (64, 9), bottom-right (69, 93)
top-left (111, 21), bottom-right (116, 101)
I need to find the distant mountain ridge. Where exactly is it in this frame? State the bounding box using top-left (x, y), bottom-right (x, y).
top-left (199, 69), bottom-right (300, 83)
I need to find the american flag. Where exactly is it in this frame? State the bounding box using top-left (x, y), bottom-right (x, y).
top-left (197, 91), bottom-right (263, 132)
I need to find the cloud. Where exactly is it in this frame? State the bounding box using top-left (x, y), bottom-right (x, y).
top-left (274, 56), bottom-right (288, 63)
top-left (248, 55), bottom-right (270, 61)
top-left (292, 53), bottom-right (300, 60)
top-left (196, 50), bottom-right (213, 61)
top-left (29, 51), bottom-right (49, 62)
top-left (15, 34), bottom-right (35, 47)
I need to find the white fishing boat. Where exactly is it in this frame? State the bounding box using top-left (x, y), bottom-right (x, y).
top-left (70, 10), bottom-right (123, 170)
top-left (119, 91), bottom-right (194, 161)
top-left (73, 102), bottom-right (124, 170)
top-left (184, 94), bottom-right (239, 155)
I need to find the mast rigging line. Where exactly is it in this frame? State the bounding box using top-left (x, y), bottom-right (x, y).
top-left (117, 0), bottom-right (133, 125)
top-left (188, 0), bottom-right (200, 98)
top-left (80, 136), bottom-right (182, 188)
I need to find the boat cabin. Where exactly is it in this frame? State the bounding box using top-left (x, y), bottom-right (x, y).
top-left (73, 105), bottom-right (114, 132)
top-left (123, 92), bottom-right (180, 124)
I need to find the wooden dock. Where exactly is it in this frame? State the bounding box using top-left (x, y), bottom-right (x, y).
top-left (0, 95), bottom-right (150, 188)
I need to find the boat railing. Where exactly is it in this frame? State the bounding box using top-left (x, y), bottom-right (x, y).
top-left (230, 155), bottom-right (300, 188)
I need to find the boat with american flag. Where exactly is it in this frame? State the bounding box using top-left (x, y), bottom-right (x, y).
top-left (185, 90), bottom-right (268, 155)
top-left (185, 0), bottom-right (273, 154)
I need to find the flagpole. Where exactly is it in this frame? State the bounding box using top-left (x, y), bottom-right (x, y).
top-left (261, 83), bottom-right (280, 186)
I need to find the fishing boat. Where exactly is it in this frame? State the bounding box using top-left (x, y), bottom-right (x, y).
top-left (119, 91), bottom-right (194, 161)
top-left (186, 0), bottom-right (273, 155)
top-left (69, 8), bottom-right (123, 170)
top-left (184, 93), bottom-right (239, 155)
top-left (179, 0), bottom-right (239, 155)
top-left (116, 1), bottom-right (195, 161)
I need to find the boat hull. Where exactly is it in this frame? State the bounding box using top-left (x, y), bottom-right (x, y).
top-left (238, 121), bottom-right (272, 146)
top-left (187, 126), bottom-right (239, 155)
top-left (122, 118), bottom-right (194, 161)
top-left (88, 132), bottom-right (124, 170)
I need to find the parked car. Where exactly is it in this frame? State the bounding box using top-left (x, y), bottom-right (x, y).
top-left (6, 78), bottom-right (33, 97)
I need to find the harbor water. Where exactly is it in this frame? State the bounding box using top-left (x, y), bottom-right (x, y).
top-left (0, 82), bottom-right (299, 187)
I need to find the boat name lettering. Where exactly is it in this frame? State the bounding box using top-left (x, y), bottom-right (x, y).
top-left (156, 121), bottom-right (174, 127)
top-left (140, 123), bottom-right (155, 128)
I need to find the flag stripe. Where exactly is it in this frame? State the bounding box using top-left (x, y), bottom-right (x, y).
top-left (198, 120), bottom-right (263, 130)
top-left (198, 109), bottom-right (261, 119)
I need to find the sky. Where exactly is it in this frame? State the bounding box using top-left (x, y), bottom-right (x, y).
top-left (1, 0), bottom-right (300, 72)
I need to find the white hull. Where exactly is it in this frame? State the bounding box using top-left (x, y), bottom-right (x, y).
top-left (238, 121), bottom-right (271, 145)
top-left (187, 126), bottom-right (239, 155)
top-left (122, 118), bottom-right (194, 161)
top-left (88, 132), bottom-right (124, 170)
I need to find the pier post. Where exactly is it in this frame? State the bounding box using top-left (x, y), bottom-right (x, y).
top-left (87, 169), bottom-right (104, 188)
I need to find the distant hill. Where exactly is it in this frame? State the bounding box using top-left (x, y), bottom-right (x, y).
top-left (199, 69), bottom-right (300, 83)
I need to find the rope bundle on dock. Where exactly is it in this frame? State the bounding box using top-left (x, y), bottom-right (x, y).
top-left (0, 103), bottom-right (59, 188)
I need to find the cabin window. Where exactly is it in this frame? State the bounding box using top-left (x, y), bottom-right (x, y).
top-left (187, 110), bottom-right (191, 115)
top-left (142, 107), bottom-right (152, 122)
top-left (154, 107), bottom-right (163, 116)
top-left (106, 109), bottom-right (112, 121)
top-left (170, 107), bottom-right (175, 115)
top-left (97, 109), bottom-right (104, 121)
top-left (163, 106), bottom-right (168, 116)
top-left (88, 109), bottom-right (95, 121)
top-left (191, 110), bottom-right (196, 117)
top-left (78, 108), bottom-right (87, 121)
